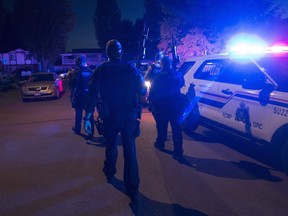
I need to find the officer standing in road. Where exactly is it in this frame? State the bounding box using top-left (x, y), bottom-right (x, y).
top-left (149, 56), bottom-right (185, 161)
top-left (83, 39), bottom-right (147, 201)
top-left (70, 56), bottom-right (94, 138)
top-left (144, 51), bottom-right (163, 84)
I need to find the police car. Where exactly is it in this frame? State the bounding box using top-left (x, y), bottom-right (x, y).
top-left (180, 41), bottom-right (288, 174)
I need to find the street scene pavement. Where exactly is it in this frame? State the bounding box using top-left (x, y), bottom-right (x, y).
top-left (0, 83), bottom-right (288, 216)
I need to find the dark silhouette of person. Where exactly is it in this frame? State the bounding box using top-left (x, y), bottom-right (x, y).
top-left (144, 51), bottom-right (163, 84)
top-left (83, 39), bottom-right (147, 201)
top-left (149, 56), bottom-right (185, 161)
top-left (70, 56), bottom-right (94, 138)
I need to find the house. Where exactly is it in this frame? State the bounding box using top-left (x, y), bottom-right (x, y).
top-left (0, 48), bottom-right (107, 75)
top-left (0, 48), bottom-right (39, 75)
top-left (56, 48), bottom-right (106, 73)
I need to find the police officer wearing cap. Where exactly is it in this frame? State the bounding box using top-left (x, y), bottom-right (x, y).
top-left (149, 56), bottom-right (185, 161)
top-left (83, 39), bottom-right (147, 201)
top-left (71, 56), bottom-right (94, 138)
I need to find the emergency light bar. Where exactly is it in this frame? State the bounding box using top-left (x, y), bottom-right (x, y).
top-left (266, 45), bottom-right (288, 53)
top-left (230, 43), bottom-right (266, 54)
top-left (229, 45), bottom-right (288, 55)
top-left (226, 33), bottom-right (288, 55)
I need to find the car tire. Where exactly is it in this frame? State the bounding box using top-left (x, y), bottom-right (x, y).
top-left (181, 103), bottom-right (201, 134)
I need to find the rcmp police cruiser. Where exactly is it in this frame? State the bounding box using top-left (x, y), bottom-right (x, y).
top-left (180, 42), bottom-right (288, 174)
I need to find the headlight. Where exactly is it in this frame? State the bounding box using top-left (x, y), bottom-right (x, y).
top-left (145, 81), bottom-right (151, 89)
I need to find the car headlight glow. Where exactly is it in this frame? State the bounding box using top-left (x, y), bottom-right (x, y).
top-left (145, 81), bottom-right (151, 89)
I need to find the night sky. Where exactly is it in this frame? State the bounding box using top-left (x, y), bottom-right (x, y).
top-left (3, 0), bottom-right (288, 51)
top-left (67, 0), bottom-right (288, 51)
top-left (67, 0), bottom-right (145, 51)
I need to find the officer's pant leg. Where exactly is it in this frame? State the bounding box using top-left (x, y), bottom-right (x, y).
top-left (74, 106), bottom-right (83, 132)
top-left (103, 129), bottom-right (118, 178)
top-left (170, 111), bottom-right (183, 156)
top-left (154, 111), bottom-right (169, 147)
top-left (121, 114), bottom-right (139, 193)
top-left (89, 114), bottom-right (94, 135)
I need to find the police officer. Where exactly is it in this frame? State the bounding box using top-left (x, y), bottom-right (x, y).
top-left (70, 56), bottom-right (94, 138)
top-left (67, 68), bottom-right (77, 93)
top-left (83, 39), bottom-right (147, 201)
top-left (144, 51), bottom-right (163, 84)
top-left (149, 56), bottom-right (185, 161)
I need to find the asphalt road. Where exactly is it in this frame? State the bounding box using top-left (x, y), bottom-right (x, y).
top-left (0, 83), bottom-right (288, 216)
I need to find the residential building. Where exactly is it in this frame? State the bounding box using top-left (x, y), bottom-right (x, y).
top-left (57, 48), bottom-right (106, 72)
top-left (0, 48), bottom-right (39, 75)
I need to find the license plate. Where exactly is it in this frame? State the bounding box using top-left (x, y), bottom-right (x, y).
top-left (34, 92), bottom-right (41, 96)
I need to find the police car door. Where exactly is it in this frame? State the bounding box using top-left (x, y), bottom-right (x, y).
top-left (192, 60), bottom-right (224, 121)
top-left (217, 59), bottom-right (270, 138)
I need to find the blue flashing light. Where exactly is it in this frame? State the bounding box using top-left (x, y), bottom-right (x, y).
top-left (227, 33), bottom-right (268, 55)
top-left (227, 33), bottom-right (288, 56)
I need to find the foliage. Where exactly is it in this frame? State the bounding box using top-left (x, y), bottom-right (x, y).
top-left (156, 0), bottom-right (285, 63)
top-left (93, 0), bottom-right (146, 61)
top-left (0, 0), bottom-right (20, 52)
top-left (117, 19), bottom-right (143, 60)
top-left (142, 0), bottom-right (163, 59)
top-left (13, 0), bottom-right (75, 71)
top-left (93, 0), bottom-right (121, 51)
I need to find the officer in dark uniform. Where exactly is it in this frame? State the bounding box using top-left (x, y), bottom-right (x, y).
top-left (70, 56), bottom-right (94, 138)
top-left (83, 39), bottom-right (147, 201)
top-left (149, 56), bottom-right (185, 161)
top-left (144, 51), bottom-right (163, 84)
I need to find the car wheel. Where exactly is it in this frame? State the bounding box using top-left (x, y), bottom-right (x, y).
top-left (280, 139), bottom-right (288, 175)
top-left (22, 97), bottom-right (28, 102)
top-left (181, 104), bottom-right (200, 134)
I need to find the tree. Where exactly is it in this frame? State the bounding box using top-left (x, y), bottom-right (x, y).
top-left (117, 19), bottom-right (141, 60)
top-left (0, 0), bottom-right (20, 52)
top-left (93, 0), bottom-right (121, 51)
top-left (13, 0), bottom-right (75, 71)
top-left (157, 0), bottom-right (284, 63)
top-left (93, 0), bottom-right (145, 60)
top-left (143, 0), bottom-right (163, 59)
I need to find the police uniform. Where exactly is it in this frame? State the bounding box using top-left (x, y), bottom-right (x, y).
top-left (71, 66), bottom-right (94, 135)
top-left (149, 57), bottom-right (185, 160)
top-left (84, 39), bottom-right (147, 201)
top-left (144, 62), bottom-right (161, 83)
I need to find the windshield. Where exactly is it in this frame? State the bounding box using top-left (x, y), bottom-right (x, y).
top-left (30, 74), bottom-right (54, 82)
top-left (255, 56), bottom-right (288, 92)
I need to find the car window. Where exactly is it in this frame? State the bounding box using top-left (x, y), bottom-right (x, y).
top-left (218, 60), bottom-right (265, 85)
top-left (256, 57), bottom-right (288, 92)
top-left (194, 59), bottom-right (265, 86)
top-left (178, 61), bottom-right (195, 76)
top-left (31, 74), bottom-right (54, 82)
top-left (194, 59), bottom-right (225, 81)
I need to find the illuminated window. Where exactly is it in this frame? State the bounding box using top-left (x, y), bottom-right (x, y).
top-left (10, 52), bottom-right (16, 61)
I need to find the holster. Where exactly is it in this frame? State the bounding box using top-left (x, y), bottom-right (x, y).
top-left (96, 101), bottom-right (110, 119)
